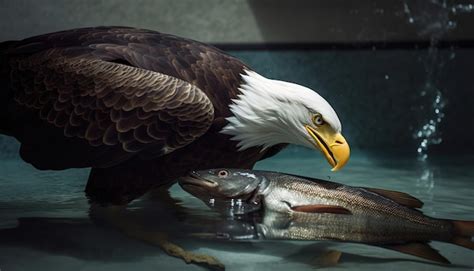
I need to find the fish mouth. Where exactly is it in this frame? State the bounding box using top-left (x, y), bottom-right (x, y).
top-left (178, 172), bottom-right (218, 196)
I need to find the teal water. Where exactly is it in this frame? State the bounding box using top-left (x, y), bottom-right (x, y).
top-left (0, 147), bottom-right (473, 271)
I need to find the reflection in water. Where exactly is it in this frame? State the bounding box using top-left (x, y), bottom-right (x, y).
top-left (1, 153), bottom-right (472, 270)
top-left (0, 197), bottom-right (462, 269)
top-left (0, 195), bottom-right (388, 270)
top-left (192, 206), bottom-right (470, 264)
top-left (0, 176), bottom-right (472, 270)
top-left (0, 212), bottom-right (440, 270)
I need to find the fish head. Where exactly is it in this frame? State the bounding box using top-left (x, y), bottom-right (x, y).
top-left (179, 168), bottom-right (263, 200)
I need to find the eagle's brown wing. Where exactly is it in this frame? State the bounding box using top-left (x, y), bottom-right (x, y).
top-left (7, 48), bottom-right (214, 169)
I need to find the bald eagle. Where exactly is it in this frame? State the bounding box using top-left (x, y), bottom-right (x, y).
top-left (0, 27), bottom-right (349, 205)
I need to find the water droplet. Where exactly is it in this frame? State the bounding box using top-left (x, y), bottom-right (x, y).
top-left (385, 75), bottom-right (389, 80)
top-left (447, 21), bottom-right (457, 29)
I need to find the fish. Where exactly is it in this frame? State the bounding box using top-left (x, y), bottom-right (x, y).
top-left (179, 168), bottom-right (474, 264)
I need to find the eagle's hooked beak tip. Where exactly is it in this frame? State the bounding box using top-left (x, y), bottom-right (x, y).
top-left (305, 125), bottom-right (350, 171)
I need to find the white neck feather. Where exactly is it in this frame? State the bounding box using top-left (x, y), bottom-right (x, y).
top-left (220, 70), bottom-right (341, 151)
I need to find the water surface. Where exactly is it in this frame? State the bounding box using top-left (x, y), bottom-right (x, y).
top-left (0, 148), bottom-right (472, 271)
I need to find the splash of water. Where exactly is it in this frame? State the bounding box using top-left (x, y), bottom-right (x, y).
top-left (413, 88), bottom-right (445, 161)
top-left (401, 0), bottom-right (466, 161)
top-left (401, 1), bottom-right (468, 200)
top-left (451, 3), bottom-right (474, 13)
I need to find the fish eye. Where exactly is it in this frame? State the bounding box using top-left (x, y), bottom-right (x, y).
top-left (312, 113), bottom-right (324, 126)
top-left (217, 170), bottom-right (229, 178)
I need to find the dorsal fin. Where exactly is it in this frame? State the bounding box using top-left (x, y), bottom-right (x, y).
top-left (363, 187), bottom-right (424, 209)
top-left (383, 242), bottom-right (450, 264)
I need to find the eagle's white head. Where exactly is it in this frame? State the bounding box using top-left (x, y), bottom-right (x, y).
top-left (221, 70), bottom-right (350, 171)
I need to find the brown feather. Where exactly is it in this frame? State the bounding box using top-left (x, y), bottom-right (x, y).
top-left (1, 26), bottom-right (286, 205)
top-left (8, 50), bottom-right (214, 162)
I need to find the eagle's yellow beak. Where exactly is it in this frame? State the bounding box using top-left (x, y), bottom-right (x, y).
top-left (305, 125), bottom-right (350, 171)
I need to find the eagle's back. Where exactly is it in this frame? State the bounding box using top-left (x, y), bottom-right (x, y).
top-left (0, 27), bottom-right (286, 204)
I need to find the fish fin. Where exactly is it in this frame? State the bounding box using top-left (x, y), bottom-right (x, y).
top-left (312, 250), bottom-right (342, 267)
top-left (451, 237), bottom-right (474, 250)
top-left (383, 242), bottom-right (450, 264)
top-left (450, 220), bottom-right (474, 249)
top-left (363, 187), bottom-right (424, 209)
top-left (291, 204), bottom-right (351, 214)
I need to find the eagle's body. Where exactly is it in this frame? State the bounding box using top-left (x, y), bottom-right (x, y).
top-left (0, 27), bottom-right (350, 206)
top-left (0, 27), bottom-right (285, 204)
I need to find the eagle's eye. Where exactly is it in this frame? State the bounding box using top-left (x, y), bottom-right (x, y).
top-left (217, 170), bottom-right (229, 178)
top-left (312, 114), bottom-right (324, 126)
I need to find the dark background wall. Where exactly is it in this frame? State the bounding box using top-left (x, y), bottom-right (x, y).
top-left (2, 0), bottom-right (474, 43)
top-left (0, 0), bottom-right (473, 156)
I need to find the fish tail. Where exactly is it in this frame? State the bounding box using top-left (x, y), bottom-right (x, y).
top-left (450, 220), bottom-right (474, 250)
